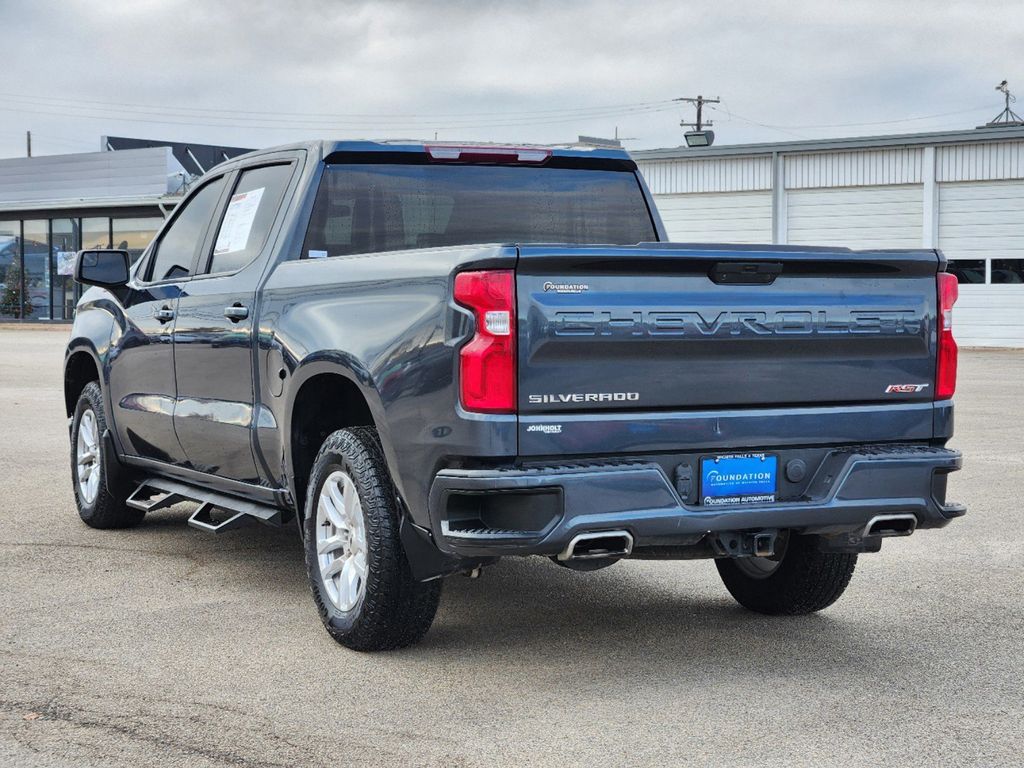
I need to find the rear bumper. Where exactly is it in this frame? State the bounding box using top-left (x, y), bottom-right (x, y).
top-left (426, 444), bottom-right (964, 559)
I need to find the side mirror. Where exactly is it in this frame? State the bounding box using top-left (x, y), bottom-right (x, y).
top-left (74, 249), bottom-right (131, 288)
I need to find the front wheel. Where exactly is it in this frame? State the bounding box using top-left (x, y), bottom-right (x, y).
top-left (70, 382), bottom-right (144, 529)
top-left (302, 427), bottom-right (441, 651)
top-left (715, 533), bottom-right (857, 615)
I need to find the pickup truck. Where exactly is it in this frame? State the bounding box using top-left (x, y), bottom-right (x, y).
top-left (65, 140), bottom-right (965, 651)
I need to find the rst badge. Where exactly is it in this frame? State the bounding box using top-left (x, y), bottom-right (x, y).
top-left (885, 384), bottom-right (930, 393)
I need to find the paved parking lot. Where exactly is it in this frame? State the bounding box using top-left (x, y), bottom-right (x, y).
top-left (0, 327), bottom-right (1021, 767)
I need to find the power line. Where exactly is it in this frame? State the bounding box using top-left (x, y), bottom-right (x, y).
top-left (710, 103), bottom-right (993, 131)
top-left (0, 90), bottom-right (679, 125)
top-left (0, 101), bottom-right (681, 133)
top-left (0, 101), bottom-right (682, 135)
top-left (706, 102), bottom-right (811, 139)
top-left (0, 127), bottom-right (93, 148)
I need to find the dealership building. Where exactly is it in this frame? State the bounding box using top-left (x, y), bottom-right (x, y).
top-left (633, 125), bottom-right (1024, 347)
top-left (0, 138), bottom-right (246, 321)
top-left (2, 127), bottom-right (1024, 346)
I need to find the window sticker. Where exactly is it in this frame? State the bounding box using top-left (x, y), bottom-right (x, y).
top-left (308, 249), bottom-right (328, 259)
top-left (56, 251), bottom-right (77, 276)
top-left (214, 187), bottom-right (264, 255)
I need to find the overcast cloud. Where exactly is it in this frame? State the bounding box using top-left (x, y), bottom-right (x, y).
top-left (1, 0), bottom-right (1022, 158)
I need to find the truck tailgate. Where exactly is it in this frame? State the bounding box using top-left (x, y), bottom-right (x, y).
top-left (516, 244), bottom-right (940, 413)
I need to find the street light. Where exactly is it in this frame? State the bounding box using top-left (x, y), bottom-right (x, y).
top-left (684, 130), bottom-right (715, 148)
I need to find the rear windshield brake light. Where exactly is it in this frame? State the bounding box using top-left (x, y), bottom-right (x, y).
top-left (426, 145), bottom-right (551, 164)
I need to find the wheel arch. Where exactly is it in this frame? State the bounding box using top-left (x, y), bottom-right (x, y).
top-left (285, 360), bottom-right (395, 520)
top-left (64, 344), bottom-right (103, 418)
top-left (64, 299), bottom-right (118, 419)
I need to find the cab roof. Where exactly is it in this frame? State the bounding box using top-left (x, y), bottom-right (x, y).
top-left (219, 139), bottom-right (634, 168)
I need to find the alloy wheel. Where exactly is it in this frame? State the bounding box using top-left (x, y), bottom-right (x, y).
top-left (315, 470), bottom-right (369, 612)
top-left (76, 409), bottom-right (101, 505)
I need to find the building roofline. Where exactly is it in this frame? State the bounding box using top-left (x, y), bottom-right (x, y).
top-left (631, 125), bottom-right (1024, 161)
top-left (0, 145), bottom-right (173, 165)
top-left (0, 193), bottom-right (181, 214)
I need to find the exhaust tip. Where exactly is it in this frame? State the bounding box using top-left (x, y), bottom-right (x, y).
top-left (865, 514), bottom-right (917, 538)
top-left (558, 531), bottom-right (634, 561)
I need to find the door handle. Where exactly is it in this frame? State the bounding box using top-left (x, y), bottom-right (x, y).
top-left (155, 306), bottom-right (175, 323)
top-left (224, 304), bottom-right (249, 322)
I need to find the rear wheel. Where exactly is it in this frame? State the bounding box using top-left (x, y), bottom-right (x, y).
top-left (302, 427), bottom-right (441, 651)
top-left (70, 382), bottom-right (144, 529)
top-left (715, 533), bottom-right (857, 615)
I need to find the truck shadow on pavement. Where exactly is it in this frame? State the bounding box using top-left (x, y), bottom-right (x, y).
top-left (137, 507), bottom-right (904, 678)
top-left (429, 558), bottom-right (892, 672)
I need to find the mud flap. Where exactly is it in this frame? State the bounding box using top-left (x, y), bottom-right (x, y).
top-left (101, 428), bottom-right (134, 500)
top-left (399, 516), bottom-right (492, 581)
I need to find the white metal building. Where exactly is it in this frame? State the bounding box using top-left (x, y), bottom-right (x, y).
top-left (633, 126), bottom-right (1024, 348)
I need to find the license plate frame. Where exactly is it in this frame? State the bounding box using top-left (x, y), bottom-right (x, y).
top-left (700, 453), bottom-right (778, 507)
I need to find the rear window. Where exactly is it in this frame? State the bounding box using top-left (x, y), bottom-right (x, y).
top-left (302, 163), bottom-right (656, 258)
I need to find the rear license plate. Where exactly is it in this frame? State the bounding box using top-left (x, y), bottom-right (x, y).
top-left (700, 453), bottom-right (777, 506)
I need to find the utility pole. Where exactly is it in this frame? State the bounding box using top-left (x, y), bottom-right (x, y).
top-left (676, 95), bottom-right (720, 132)
top-left (26, 130), bottom-right (32, 157)
top-left (675, 95), bottom-right (721, 147)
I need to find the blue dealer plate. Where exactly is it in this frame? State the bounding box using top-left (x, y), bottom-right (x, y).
top-left (700, 453), bottom-right (777, 506)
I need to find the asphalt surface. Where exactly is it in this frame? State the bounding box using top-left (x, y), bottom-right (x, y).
top-left (0, 327), bottom-right (1021, 767)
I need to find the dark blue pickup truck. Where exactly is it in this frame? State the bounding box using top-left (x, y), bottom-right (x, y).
top-left (64, 140), bottom-right (964, 650)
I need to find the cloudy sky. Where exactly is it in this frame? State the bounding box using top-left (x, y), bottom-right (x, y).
top-left (2, 0), bottom-right (1022, 158)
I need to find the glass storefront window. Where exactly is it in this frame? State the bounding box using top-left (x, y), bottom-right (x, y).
top-left (990, 259), bottom-right (1024, 284)
top-left (22, 220), bottom-right (50, 320)
top-left (0, 215), bottom-right (167, 321)
top-left (52, 219), bottom-right (80, 321)
top-left (947, 259), bottom-right (986, 284)
top-left (0, 220), bottom-right (20, 319)
top-left (81, 217), bottom-right (111, 250)
top-left (113, 216), bottom-right (164, 263)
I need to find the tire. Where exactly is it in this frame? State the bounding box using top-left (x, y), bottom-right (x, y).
top-left (70, 381), bottom-right (144, 529)
top-left (715, 533), bottom-right (857, 615)
top-left (302, 427), bottom-right (441, 651)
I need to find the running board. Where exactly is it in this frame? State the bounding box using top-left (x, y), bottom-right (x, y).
top-left (127, 478), bottom-right (284, 534)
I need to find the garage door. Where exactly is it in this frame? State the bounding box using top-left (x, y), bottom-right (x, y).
top-left (787, 185), bottom-right (923, 249)
top-left (653, 191), bottom-right (772, 244)
top-left (939, 180), bottom-right (1024, 347)
top-left (939, 180), bottom-right (1024, 280)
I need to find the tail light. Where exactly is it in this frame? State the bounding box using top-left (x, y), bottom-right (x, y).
top-left (454, 270), bottom-right (516, 413)
top-left (936, 272), bottom-right (958, 399)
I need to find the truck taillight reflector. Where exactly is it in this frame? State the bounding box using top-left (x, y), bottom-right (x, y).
top-left (936, 272), bottom-right (958, 400)
top-left (454, 270), bottom-right (516, 413)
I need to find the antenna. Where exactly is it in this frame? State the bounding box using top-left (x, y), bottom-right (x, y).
top-left (986, 80), bottom-right (1024, 127)
top-left (613, 126), bottom-right (638, 142)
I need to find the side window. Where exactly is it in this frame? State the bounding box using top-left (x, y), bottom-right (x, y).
top-left (147, 177), bottom-right (226, 282)
top-left (302, 183), bottom-right (357, 258)
top-left (207, 164), bottom-right (293, 275)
